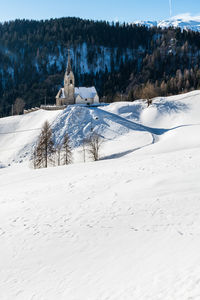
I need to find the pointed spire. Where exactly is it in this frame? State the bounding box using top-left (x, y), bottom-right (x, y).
top-left (67, 48), bottom-right (72, 74)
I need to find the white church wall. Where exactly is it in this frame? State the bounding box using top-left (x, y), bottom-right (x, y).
top-left (75, 96), bottom-right (94, 105)
top-left (75, 95), bottom-right (83, 104)
top-left (93, 95), bottom-right (99, 103)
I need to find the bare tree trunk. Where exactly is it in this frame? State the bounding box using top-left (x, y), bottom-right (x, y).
top-left (45, 136), bottom-right (48, 168)
top-left (86, 133), bottom-right (103, 161)
top-left (55, 144), bottom-right (62, 166)
top-left (82, 139), bottom-right (87, 163)
top-left (62, 133), bottom-right (72, 165)
top-left (13, 98), bottom-right (25, 115)
top-left (33, 121), bottom-right (55, 169)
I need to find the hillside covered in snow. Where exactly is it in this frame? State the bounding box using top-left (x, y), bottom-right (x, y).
top-left (1, 90), bottom-right (200, 299)
top-left (1, 90), bottom-right (200, 165)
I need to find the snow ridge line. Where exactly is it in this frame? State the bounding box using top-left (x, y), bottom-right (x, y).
top-left (92, 107), bottom-right (167, 135)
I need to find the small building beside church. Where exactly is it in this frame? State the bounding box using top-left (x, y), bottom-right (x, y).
top-left (56, 50), bottom-right (99, 106)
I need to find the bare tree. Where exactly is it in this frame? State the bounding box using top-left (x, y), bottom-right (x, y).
top-left (62, 133), bottom-right (72, 165)
top-left (86, 133), bottom-right (103, 161)
top-left (13, 98), bottom-right (25, 115)
top-left (34, 121), bottom-right (55, 168)
top-left (141, 82), bottom-right (157, 103)
top-left (81, 138), bottom-right (89, 163)
top-left (33, 147), bottom-right (38, 169)
top-left (55, 143), bottom-right (62, 166)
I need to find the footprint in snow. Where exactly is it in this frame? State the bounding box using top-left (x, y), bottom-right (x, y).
top-left (126, 179), bottom-right (132, 184)
top-left (177, 231), bottom-right (184, 235)
top-left (0, 228), bottom-right (5, 236)
top-left (131, 227), bottom-right (138, 231)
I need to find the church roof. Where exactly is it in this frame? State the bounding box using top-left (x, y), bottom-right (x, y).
top-left (75, 87), bottom-right (97, 99)
top-left (60, 88), bottom-right (65, 98)
top-left (57, 87), bottom-right (98, 99)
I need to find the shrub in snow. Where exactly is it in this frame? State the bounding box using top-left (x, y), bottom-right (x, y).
top-left (85, 133), bottom-right (103, 161)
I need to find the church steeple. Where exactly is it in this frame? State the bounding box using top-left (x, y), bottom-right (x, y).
top-left (56, 47), bottom-right (99, 106)
top-left (63, 48), bottom-right (75, 104)
top-left (66, 49), bottom-right (72, 75)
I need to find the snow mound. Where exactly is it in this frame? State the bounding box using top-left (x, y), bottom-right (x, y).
top-left (52, 104), bottom-right (153, 148)
top-left (101, 90), bottom-right (200, 154)
top-left (0, 104), bottom-right (152, 165)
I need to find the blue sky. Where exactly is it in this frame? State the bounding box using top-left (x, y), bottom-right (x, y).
top-left (0, 0), bottom-right (200, 22)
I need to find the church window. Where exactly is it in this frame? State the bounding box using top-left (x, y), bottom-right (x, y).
top-left (70, 80), bottom-right (73, 84)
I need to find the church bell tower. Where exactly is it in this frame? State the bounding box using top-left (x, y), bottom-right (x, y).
top-left (64, 49), bottom-right (75, 104)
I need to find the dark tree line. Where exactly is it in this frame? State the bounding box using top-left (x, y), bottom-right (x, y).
top-left (1, 18), bottom-right (200, 116)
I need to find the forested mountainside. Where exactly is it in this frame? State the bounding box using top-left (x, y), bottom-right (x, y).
top-left (1, 17), bottom-right (200, 116)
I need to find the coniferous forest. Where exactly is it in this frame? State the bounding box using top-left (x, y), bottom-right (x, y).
top-left (1, 17), bottom-right (200, 116)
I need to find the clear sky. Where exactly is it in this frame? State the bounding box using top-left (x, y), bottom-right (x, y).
top-left (0, 0), bottom-right (200, 23)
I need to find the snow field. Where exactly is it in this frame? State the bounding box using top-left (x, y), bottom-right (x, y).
top-left (0, 90), bottom-right (200, 299)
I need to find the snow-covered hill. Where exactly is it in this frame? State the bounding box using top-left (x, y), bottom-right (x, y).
top-left (134, 13), bottom-right (200, 32)
top-left (1, 90), bottom-right (200, 299)
top-left (1, 90), bottom-right (200, 165)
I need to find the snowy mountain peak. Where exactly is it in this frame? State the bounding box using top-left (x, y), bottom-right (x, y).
top-left (134, 14), bottom-right (200, 32)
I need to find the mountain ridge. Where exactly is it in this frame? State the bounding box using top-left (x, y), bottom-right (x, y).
top-left (134, 14), bottom-right (200, 32)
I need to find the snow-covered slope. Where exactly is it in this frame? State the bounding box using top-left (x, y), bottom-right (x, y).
top-left (1, 90), bottom-right (200, 299)
top-left (0, 109), bottom-right (61, 165)
top-left (1, 90), bottom-right (200, 165)
top-left (134, 14), bottom-right (200, 32)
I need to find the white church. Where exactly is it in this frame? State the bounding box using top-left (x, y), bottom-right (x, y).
top-left (56, 50), bottom-right (99, 106)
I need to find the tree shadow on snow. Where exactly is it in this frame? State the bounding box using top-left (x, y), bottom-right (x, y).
top-left (153, 100), bottom-right (189, 115)
top-left (101, 143), bottom-right (152, 160)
